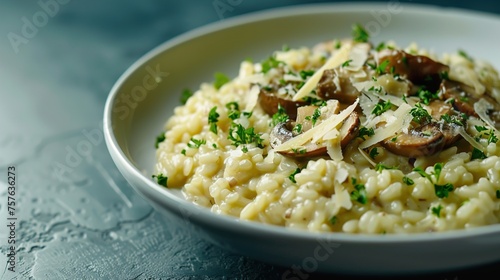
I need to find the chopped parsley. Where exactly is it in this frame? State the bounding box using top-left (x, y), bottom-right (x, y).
top-left (342, 59), bottom-right (353, 67)
top-left (435, 183), bottom-right (454, 199)
top-left (226, 102), bottom-right (240, 120)
top-left (180, 88), bottom-right (193, 104)
top-left (293, 123), bottom-right (303, 134)
top-left (261, 56), bottom-right (283, 74)
top-left (357, 127), bottom-right (375, 140)
top-left (208, 106), bottom-right (220, 134)
top-left (431, 205), bottom-right (443, 218)
top-left (441, 114), bottom-right (464, 126)
top-left (440, 71), bottom-right (449, 80)
top-left (403, 176), bottom-right (414, 186)
top-left (334, 40), bottom-right (342, 49)
top-left (410, 103), bottom-right (431, 124)
top-left (475, 125), bottom-right (488, 132)
top-left (458, 49), bottom-right (473, 61)
top-left (329, 216), bottom-right (337, 225)
top-left (376, 59), bottom-right (390, 75)
top-left (352, 23), bottom-right (370, 43)
top-left (413, 163), bottom-right (454, 198)
top-left (271, 104), bottom-right (289, 126)
top-left (369, 147), bottom-right (379, 159)
top-left (155, 131), bottom-right (166, 148)
top-left (187, 138), bottom-right (206, 148)
top-left (299, 70), bottom-right (315, 80)
top-left (471, 148), bottom-right (486, 160)
top-left (417, 88), bottom-right (439, 105)
top-left (375, 42), bottom-right (386, 51)
top-left (228, 123), bottom-right (264, 148)
top-left (488, 130), bottom-right (498, 144)
top-left (350, 178), bottom-right (367, 204)
top-left (282, 44), bottom-right (290, 51)
top-left (372, 100), bottom-right (392, 116)
top-left (311, 108), bottom-right (322, 126)
top-left (288, 168), bottom-right (302, 183)
top-left (152, 174), bottom-right (168, 187)
top-left (375, 163), bottom-right (396, 172)
top-left (291, 147), bottom-right (307, 154)
top-left (181, 149), bottom-right (186, 155)
top-left (496, 190), bottom-right (500, 199)
top-left (213, 72), bottom-right (230, 89)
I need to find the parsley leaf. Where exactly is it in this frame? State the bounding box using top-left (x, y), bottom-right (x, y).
top-left (496, 190), bottom-right (500, 199)
top-left (226, 102), bottom-right (240, 120)
top-left (357, 127), bottom-right (375, 140)
top-left (372, 100), bottom-right (392, 116)
top-left (293, 123), bottom-right (303, 134)
top-left (311, 108), bottom-right (322, 126)
top-left (376, 60), bottom-right (390, 75)
top-left (261, 56), bottom-right (283, 73)
top-left (152, 174), bottom-right (168, 187)
top-left (410, 103), bottom-right (431, 124)
top-left (431, 204), bottom-right (443, 217)
top-left (471, 148), bottom-right (486, 160)
top-left (458, 49), bottom-right (473, 61)
top-left (403, 176), bottom-right (414, 185)
top-left (350, 178), bottom-right (368, 204)
top-left (342, 59), bottom-right (353, 67)
top-left (299, 70), bottom-right (315, 80)
top-left (208, 106), bottom-right (220, 134)
top-left (289, 168), bottom-right (302, 183)
top-left (271, 104), bottom-right (289, 126)
top-left (228, 123), bottom-right (264, 148)
top-left (329, 216), bottom-right (337, 225)
top-left (435, 183), bottom-right (454, 198)
top-left (352, 24), bottom-right (370, 43)
top-left (417, 89), bottom-right (439, 105)
top-left (180, 88), bottom-right (193, 104)
top-left (441, 114), bottom-right (464, 126)
top-left (187, 138), bottom-right (206, 148)
top-left (213, 72), bottom-right (230, 89)
top-left (375, 164), bottom-right (396, 172)
top-left (369, 148), bottom-right (379, 159)
top-left (155, 131), bottom-right (166, 148)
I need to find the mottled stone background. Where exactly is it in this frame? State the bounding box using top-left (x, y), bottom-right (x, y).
top-left (1, 0), bottom-right (499, 279)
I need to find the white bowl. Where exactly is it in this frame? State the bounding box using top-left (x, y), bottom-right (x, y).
top-left (104, 3), bottom-right (500, 275)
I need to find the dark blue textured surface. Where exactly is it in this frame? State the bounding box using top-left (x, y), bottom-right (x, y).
top-left (1, 0), bottom-right (499, 279)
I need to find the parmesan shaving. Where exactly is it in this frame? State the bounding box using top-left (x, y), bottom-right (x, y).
top-left (327, 138), bottom-right (343, 162)
top-left (450, 65), bottom-right (485, 95)
top-left (244, 84), bottom-right (260, 112)
top-left (357, 147), bottom-right (377, 167)
top-left (359, 103), bottom-right (413, 149)
top-left (274, 99), bottom-right (359, 152)
top-left (474, 98), bottom-right (499, 133)
top-left (343, 43), bottom-right (370, 72)
top-left (292, 43), bottom-right (353, 101)
top-left (458, 127), bottom-right (486, 152)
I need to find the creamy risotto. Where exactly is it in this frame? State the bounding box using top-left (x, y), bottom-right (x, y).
top-left (154, 25), bottom-right (500, 234)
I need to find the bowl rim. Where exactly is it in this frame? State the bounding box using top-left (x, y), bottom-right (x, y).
top-left (104, 2), bottom-right (500, 244)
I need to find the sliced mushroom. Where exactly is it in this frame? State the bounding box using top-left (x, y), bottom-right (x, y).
top-left (440, 80), bottom-right (500, 128)
top-left (270, 111), bottom-right (360, 158)
top-left (316, 68), bottom-right (360, 104)
top-left (378, 50), bottom-right (449, 91)
top-left (258, 88), bottom-right (308, 120)
top-left (382, 124), bottom-right (445, 158)
top-left (428, 100), bottom-right (464, 147)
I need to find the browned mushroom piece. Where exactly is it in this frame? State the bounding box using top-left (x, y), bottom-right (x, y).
top-left (258, 88), bottom-right (308, 120)
top-left (381, 124), bottom-right (445, 158)
top-left (316, 68), bottom-right (360, 104)
top-left (270, 112), bottom-right (361, 158)
top-left (440, 80), bottom-right (500, 129)
top-left (428, 100), bottom-right (464, 147)
top-left (378, 50), bottom-right (449, 91)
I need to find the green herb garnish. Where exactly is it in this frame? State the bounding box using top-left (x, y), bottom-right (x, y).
top-left (357, 127), bottom-right (375, 140)
top-left (271, 104), bottom-right (289, 126)
top-left (372, 100), bottom-right (393, 116)
top-left (152, 174), bottom-right (168, 187)
top-left (352, 23), bottom-right (370, 43)
top-left (180, 88), bottom-right (193, 104)
top-left (431, 205), bottom-right (443, 217)
top-left (289, 168), bottom-right (302, 183)
top-left (155, 131), bottom-right (166, 148)
top-left (410, 103), bottom-right (431, 124)
top-left (213, 72), bottom-right (230, 89)
top-left (187, 138), bottom-right (206, 148)
top-left (350, 178), bottom-right (367, 204)
top-left (471, 148), bottom-right (486, 160)
top-left (208, 106), bottom-right (220, 134)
